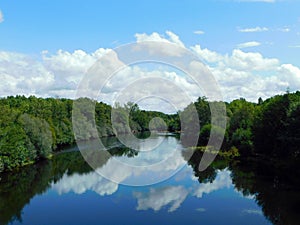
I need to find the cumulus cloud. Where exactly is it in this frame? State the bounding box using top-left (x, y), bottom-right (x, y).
top-left (135, 31), bottom-right (184, 48)
top-left (237, 41), bottom-right (261, 49)
top-left (0, 51), bottom-right (55, 97)
top-left (1, 31), bottom-right (300, 105)
top-left (42, 48), bottom-right (111, 84)
top-left (0, 10), bottom-right (3, 23)
top-left (165, 31), bottom-right (185, 48)
top-left (134, 31), bottom-right (185, 57)
top-left (134, 186), bottom-right (189, 212)
top-left (277, 64), bottom-right (300, 89)
top-left (191, 45), bottom-right (223, 63)
top-left (0, 48), bottom-right (111, 99)
top-left (192, 44), bottom-right (279, 71)
top-left (225, 49), bottom-right (279, 70)
top-left (52, 171), bottom-right (118, 196)
top-left (190, 44), bottom-right (297, 101)
top-left (238, 27), bottom-right (269, 32)
top-left (105, 66), bottom-right (201, 112)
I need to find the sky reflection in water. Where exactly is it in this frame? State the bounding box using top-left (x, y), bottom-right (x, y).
top-left (4, 135), bottom-right (273, 225)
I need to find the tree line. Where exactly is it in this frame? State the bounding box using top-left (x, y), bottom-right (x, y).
top-left (0, 96), bottom-right (179, 172)
top-left (1, 91), bottom-right (300, 172)
top-left (189, 91), bottom-right (300, 160)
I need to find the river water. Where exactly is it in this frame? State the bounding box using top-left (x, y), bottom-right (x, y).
top-left (1, 133), bottom-right (299, 225)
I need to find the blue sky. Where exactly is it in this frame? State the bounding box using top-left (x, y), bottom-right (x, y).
top-left (0, 0), bottom-right (300, 106)
top-left (1, 0), bottom-right (300, 61)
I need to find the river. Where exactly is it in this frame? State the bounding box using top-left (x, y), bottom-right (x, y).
top-left (0, 133), bottom-right (299, 225)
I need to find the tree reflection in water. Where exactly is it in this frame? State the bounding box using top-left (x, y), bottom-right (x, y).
top-left (1, 143), bottom-right (300, 225)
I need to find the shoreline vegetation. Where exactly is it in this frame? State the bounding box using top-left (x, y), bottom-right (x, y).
top-left (187, 146), bottom-right (240, 158)
top-left (1, 90), bottom-right (300, 173)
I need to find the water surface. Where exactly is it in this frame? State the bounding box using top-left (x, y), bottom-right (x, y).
top-left (1, 134), bottom-right (299, 225)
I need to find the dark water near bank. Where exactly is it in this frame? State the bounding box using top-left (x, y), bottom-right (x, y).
top-left (0, 134), bottom-right (299, 225)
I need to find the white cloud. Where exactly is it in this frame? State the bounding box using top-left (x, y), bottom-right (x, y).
top-left (237, 41), bottom-right (261, 49)
top-left (105, 66), bottom-right (201, 112)
top-left (165, 31), bottom-right (185, 48)
top-left (238, 26), bottom-right (290, 33)
top-left (238, 27), bottom-right (269, 32)
top-left (189, 44), bottom-right (295, 101)
top-left (135, 31), bottom-right (184, 48)
top-left (0, 10), bottom-right (3, 23)
top-left (192, 45), bottom-right (279, 70)
top-left (134, 186), bottom-right (189, 212)
top-left (42, 48), bottom-right (110, 84)
top-left (191, 45), bottom-right (223, 63)
top-left (277, 64), bottom-right (300, 89)
top-left (0, 51), bottom-right (55, 97)
top-left (0, 48), bottom-right (111, 99)
top-left (225, 49), bottom-right (279, 70)
top-left (52, 171), bottom-right (119, 196)
top-left (134, 31), bottom-right (186, 57)
top-left (193, 169), bottom-right (232, 198)
top-left (194, 30), bottom-right (205, 35)
top-left (135, 31), bottom-right (185, 48)
top-left (277, 27), bottom-right (290, 32)
top-left (135, 32), bottom-right (168, 43)
top-left (1, 31), bottom-right (300, 105)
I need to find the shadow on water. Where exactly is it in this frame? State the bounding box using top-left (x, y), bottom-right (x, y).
top-left (229, 157), bottom-right (300, 225)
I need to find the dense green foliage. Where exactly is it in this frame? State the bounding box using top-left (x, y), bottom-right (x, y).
top-left (0, 96), bottom-right (75, 172)
top-left (1, 91), bottom-right (300, 172)
top-left (182, 91), bottom-right (300, 160)
top-left (0, 96), bottom-right (179, 172)
top-left (253, 92), bottom-right (300, 158)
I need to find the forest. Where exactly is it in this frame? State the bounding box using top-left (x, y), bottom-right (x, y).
top-left (0, 91), bottom-right (300, 172)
